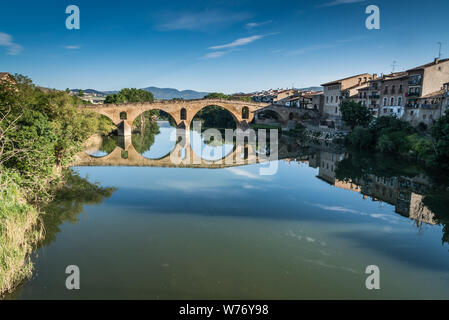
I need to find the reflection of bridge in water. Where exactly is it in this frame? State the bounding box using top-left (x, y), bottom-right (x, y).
top-left (74, 134), bottom-right (304, 169)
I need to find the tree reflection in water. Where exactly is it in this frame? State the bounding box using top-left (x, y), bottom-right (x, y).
top-left (40, 170), bottom-right (116, 247)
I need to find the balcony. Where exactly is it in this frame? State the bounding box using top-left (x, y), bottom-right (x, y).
top-left (370, 94), bottom-right (380, 99)
top-left (407, 92), bottom-right (420, 97)
top-left (408, 75), bottom-right (422, 86)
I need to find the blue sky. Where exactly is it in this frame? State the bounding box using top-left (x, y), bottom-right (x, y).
top-left (0, 0), bottom-right (448, 93)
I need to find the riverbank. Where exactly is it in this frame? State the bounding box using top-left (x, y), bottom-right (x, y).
top-left (0, 171), bottom-right (43, 296)
top-left (0, 75), bottom-right (114, 297)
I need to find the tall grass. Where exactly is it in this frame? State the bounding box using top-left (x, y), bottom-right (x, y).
top-left (0, 170), bottom-right (44, 297)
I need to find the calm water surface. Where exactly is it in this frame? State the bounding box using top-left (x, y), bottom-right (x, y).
top-left (8, 122), bottom-right (449, 299)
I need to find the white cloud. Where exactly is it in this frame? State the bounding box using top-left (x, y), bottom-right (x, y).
top-left (156, 10), bottom-right (250, 31)
top-left (209, 35), bottom-right (264, 50)
top-left (317, 0), bottom-right (365, 8)
top-left (201, 51), bottom-right (227, 59)
top-left (64, 45), bottom-right (81, 50)
top-left (285, 43), bottom-right (337, 56)
top-left (245, 20), bottom-right (272, 29)
top-left (0, 32), bottom-right (22, 55)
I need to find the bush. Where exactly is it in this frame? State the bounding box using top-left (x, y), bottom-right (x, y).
top-left (340, 100), bottom-right (372, 129)
top-left (0, 170), bottom-right (43, 296)
top-left (345, 126), bottom-right (374, 150)
top-left (105, 88), bottom-right (154, 104)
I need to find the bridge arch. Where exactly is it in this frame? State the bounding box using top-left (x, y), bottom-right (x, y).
top-left (189, 104), bottom-right (239, 129)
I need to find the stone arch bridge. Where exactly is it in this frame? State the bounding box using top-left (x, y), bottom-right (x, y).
top-left (254, 105), bottom-right (320, 129)
top-left (80, 99), bottom-right (270, 136)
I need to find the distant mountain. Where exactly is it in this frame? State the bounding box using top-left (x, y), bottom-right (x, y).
top-left (71, 87), bottom-right (210, 100)
top-left (141, 87), bottom-right (209, 100)
top-left (70, 89), bottom-right (108, 97)
top-left (301, 86), bottom-right (323, 92)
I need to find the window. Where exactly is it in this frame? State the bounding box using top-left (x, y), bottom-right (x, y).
top-left (331, 96), bottom-right (333, 103)
top-left (383, 97), bottom-right (387, 106)
top-left (390, 97), bottom-right (395, 106)
top-left (180, 108), bottom-right (187, 120)
top-left (335, 107), bottom-right (338, 114)
top-left (398, 97), bottom-right (402, 106)
top-left (326, 96), bottom-right (329, 103)
top-left (242, 107), bottom-right (249, 120)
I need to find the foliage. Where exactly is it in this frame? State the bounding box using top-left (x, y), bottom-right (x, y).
top-left (132, 121), bottom-right (160, 154)
top-left (104, 88), bottom-right (154, 104)
top-left (431, 111), bottom-right (449, 171)
top-left (0, 74), bottom-right (116, 296)
top-left (340, 99), bottom-right (372, 129)
top-left (41, 169), bottom-right (116, 246)
top-left (287, 124), bottom-right (306, 138)
top-left (0, 169), bottom-right (43, 297)
top-left (0, 75), bottom-right (107, 196)
top-left (344, 126), bottom-right (374, 150)
top-left (204, 92), bottom-right (232, 100)
top-left (204, 92), bottom-right (251, 102)
top-left (192, 105), bottom-right (236, 129)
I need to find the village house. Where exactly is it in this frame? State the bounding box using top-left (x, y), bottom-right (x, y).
top-left (321, 73), bottom-right (374, 128)
top-left (311, 91), bottom-right (324, 114)
top-left (404, 58), bottom-right (449, 127)
top-left (252, 89), bottom-right (296, 104)
top-left (379, 72), bottom-right (408, 118)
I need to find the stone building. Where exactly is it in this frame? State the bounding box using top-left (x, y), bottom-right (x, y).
top-left (311, 92), bottom-right (324, 114)
top-left (404, 58), bottom-right (449, 126)
top-left (321, 73), bottom-right (374, 128)
top-left (379, 72), bottom-right (408, 118)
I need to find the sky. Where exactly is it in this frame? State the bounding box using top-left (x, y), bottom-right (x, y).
top-left (0, 0), bottom-right (448, 93)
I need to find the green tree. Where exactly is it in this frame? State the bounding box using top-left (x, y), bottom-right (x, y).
top-left (431, 111), bottom-right (449, 170)
top-left (78, 89), bottom-right (84, 97)
top-left (204, 92), bottom-right (232, 100)
top-left (0, 75), bottom-right (105, 196)
top-left (104, 88), bottom-right (154, 104)
top-left (340, 100), bottom-right (372, 129)
top-left (345, 126), bottom-right (374, 150)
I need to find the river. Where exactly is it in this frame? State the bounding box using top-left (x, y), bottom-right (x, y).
top-left (7, 121), bottom-right (449, 299)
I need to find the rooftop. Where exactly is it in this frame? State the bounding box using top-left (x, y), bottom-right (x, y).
top-left (321, 73), bottom-right (372, 87)
top-left (407, 58), bottom-right (449, 72)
